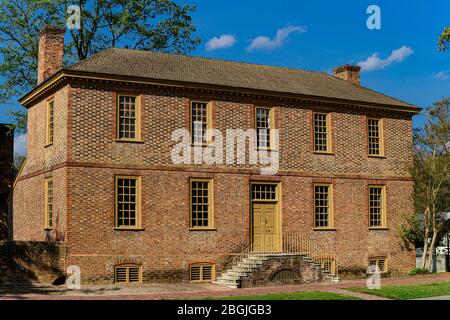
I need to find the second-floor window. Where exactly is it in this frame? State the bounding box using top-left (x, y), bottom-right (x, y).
top-left (314, 184), bottom-right (333, 228)
top-left (256, 107), bottom-right (273, 149)
top-left (117, 95), bottom-right (139, 140)
top-left (191, 101), bottom-right (210, 145)
top-left (313, 113), bottom-right (331, 152)
top-left (46, 101), bottom-right (54, 145)
top-left (368, 118), bottom-right (383, 156)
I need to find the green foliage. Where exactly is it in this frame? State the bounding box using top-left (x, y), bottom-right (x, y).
top-left (439, 27), bottom-right (450, 52)
top-left (409, 268), bottom-right (430, 276)
top-left (0, 0), bottom-right (200, 132)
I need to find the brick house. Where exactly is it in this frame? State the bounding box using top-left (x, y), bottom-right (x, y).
top-left (0, 124), bottom-right (14, 240)
top-left (12, 27), bottom-right (420, 286)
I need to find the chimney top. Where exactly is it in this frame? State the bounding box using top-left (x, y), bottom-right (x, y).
top-left (37, 26), bottom-right (65, 84)
top-left (39, 25), bottom-right (65, 37)
top-left (332, 64), bottom-right (361, 86)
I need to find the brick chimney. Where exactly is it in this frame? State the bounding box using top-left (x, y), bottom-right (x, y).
top-left (332, 64), bottom-right (361, 86)
top-left (37, 26), bottom-right (65, 84)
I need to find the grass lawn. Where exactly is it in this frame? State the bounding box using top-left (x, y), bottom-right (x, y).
top-left (347, 281), bottom-right (450, 300)
top-left (201, 291), bottom-right (360, 300)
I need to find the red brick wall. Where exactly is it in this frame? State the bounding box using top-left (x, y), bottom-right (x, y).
top-left (13, 79), bottom-right (416, 283)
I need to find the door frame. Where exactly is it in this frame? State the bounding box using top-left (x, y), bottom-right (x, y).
top-left (250, 181), bottom-right (282, 252)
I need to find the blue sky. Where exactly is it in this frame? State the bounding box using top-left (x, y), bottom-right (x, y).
top-left (1, 0), bottom-right (449, 154)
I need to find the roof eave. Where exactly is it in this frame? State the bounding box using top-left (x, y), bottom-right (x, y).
top-left (19, 69), bottom-right (422, 114)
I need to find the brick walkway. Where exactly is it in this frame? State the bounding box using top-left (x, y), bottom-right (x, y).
top-left (1, 273), bottom-right (449, 300)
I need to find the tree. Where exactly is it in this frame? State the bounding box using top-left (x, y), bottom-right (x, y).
top-left (439, 27), bottom-right (450, 52)
top-left (406, 98), bottom-right (450, 271)
top-left (0, 0), bottom-right (200, 133)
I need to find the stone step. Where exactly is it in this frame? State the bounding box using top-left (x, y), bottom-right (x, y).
top-left (212, 279), bottom-right (239, 288)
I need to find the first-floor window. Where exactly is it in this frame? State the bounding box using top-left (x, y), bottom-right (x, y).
top-left (369, 186), bottom-right (386, 228)
top-left (115, 176), bottom-right (141, 228)
top-left (190, 179), bottom-right (213, 228)
top-left (45, 178), bottom-right (53, 229)
top-left (314, 184), bottom-right (333, 228)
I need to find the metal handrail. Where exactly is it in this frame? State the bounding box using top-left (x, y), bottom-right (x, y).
top-left (230, 234), bottom-right (338, 277)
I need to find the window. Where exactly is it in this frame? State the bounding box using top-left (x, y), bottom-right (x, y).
top-left (369, 257), bottom-right (387, 273)
top-left (369, 186), bottom-right (386, 228)
top-left (368, 118), bottom-right (383, 156)
top-left (256, 107), bottom-right (273, 149)
top-left (191, 101), bottom-right (210, 145)
top-left (117, 95), bottom-right (140, 140)
top-left (313, 113), bottom-right (331, 152)
top-left (190, 179), bottom-right (213, 229)
top-left (314, 184), bottom-right (333, 228)
top-left (190, 263), bottom-right (215, 282)
top-left (115, 176), bottom-right (141, 229)
top-left (45, 178), bottom-right (53, 229)
top-left (46, 101), bottom-right (54, 145)
top-left (251, 183), bottom-right (277, 201)
top-left (115, 265), bottom-right (142, 284)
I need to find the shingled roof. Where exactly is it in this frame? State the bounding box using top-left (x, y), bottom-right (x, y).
top-left (66, 48), bottom-right (417, 110)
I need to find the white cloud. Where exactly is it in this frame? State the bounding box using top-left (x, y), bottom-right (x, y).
top-left (358, 46), bottom-right (414, 71)
top-left (246, 25), bottom-right (307, 52)
top-left (434, 70), bottom-right (450, 80)
top-left (205, 34), bottom-right (236, 51)
top-left (14, 133), bottom-right (27, 156)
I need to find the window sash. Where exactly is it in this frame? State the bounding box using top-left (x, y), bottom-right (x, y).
top-left (369, 186), bottom-right (385, 227)
top-left (115, 177), bottom-right (141, 228)
top-left (117, 95), bottom-right (139, 140)
top-left (313, 113), bottom-right (330, 152)
top-left (314, 184), bottom-right (332, 228)
top-left (190, 179), bottom-right (212, 228)
top-left (191, 102), bottom-right (209, 144)
top-left (46, 101), bottom-right (54, 145)
top-left (45, 178), bottom-right (53, 229)
top-left (256, 107), bottom-right (273, 149)
top-left (368, 118), bottom-right (382, 155)
top-left (251, 183), bottom-right (277, 201)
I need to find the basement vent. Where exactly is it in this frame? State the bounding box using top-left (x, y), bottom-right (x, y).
top-left (271, 270), bottom-right (298, 281)
top-left (320, 259), bottom-right (336, 275)
top-left (190, 263), bottom-right (215, 282)
top-left (369, 257), bottom-right (387, 273)
top-left (115, 265), bottom-right (142, 284)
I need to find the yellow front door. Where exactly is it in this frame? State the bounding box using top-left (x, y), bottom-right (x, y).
top-left (252, 202), bottom-right (279, 252)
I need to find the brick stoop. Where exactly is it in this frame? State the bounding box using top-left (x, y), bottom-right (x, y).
top-left (214, 253), bottom-right (339, 288)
